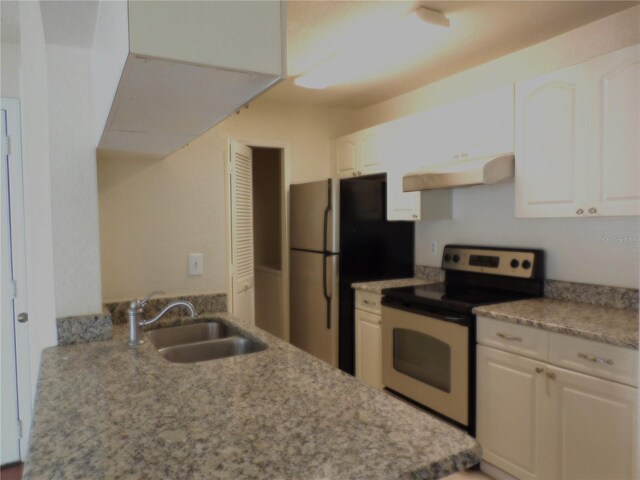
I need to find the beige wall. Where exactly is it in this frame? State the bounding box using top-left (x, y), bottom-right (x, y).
top-left (354, 7), bottom-right (640, 289)
top-left (252, 148), bottom-right (281, 268)
top-left (98, 98), bottom-right (358, 302)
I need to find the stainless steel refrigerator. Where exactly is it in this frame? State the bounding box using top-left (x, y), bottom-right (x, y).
top-left (290, 173), bottom-right (414, 374)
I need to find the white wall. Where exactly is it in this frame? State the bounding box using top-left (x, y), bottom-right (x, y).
top-left (417, 183), bottom-right (639, 288)
top-left (47, 44), bottom-right (103, 317)
top-left (92, 0), bottom-right (128, 145)
top-left (18, 1), bottom-right (57, 392)
top-left (98, 98), bottom-right (358, 302)
top-left (1, 43), bottom-right (21, 98)
top-left (356, 6), bottom-right (640, 289)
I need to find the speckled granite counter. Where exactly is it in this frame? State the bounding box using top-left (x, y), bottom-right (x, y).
top-left (352, 278), bottom-right (436, 294)
top-left (474, 299), bottom-right (639, 350)
top-left (25, 313), bottom-right (480, 480)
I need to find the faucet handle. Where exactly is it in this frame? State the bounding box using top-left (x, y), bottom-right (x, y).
top-left (139, 290), bottom-right (165, 307)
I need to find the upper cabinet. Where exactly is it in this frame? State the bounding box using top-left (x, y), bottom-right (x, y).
top-left (95, 1), bottom-right (286, 157)
top-left (515, 44), bottom-right (639, 218)
top-left (334, 127), bottom-right (387, 179)
top-left (333, 85), bottom-right (513, 221)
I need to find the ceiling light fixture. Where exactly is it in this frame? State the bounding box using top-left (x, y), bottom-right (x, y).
top-left (295, 6), bottom-right (450, 90)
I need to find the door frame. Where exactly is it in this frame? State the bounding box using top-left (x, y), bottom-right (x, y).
top-left (224, 138), bottom-right (291, 341)
top-left (1, 98), bottom-right (32, 459)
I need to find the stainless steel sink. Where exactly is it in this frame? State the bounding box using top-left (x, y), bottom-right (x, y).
top-left (145, 321), bottom-right (266, 363)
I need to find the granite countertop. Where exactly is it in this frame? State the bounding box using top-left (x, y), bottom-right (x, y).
top-left (352, 278), bottom-right (435, 294)
top-left (25, 313), bottom-right (480, 480)
top-left (474, 298), bottom-right (639, 350)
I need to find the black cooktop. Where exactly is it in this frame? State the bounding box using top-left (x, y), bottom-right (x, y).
top-left (381, 282), bottom-right (538, 315)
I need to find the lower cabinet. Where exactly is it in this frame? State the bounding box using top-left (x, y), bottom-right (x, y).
top-left (477, 344), bottom-right (637, 480)
top-left (354, 290), bottom-right (383, 390)
top-left (355, 308), bottom-right (383, 390)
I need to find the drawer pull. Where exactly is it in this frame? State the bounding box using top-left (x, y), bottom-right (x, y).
top-left (578, 352), bottom-right (614, 365)
top-left (362, 299), bottom-right (376, 306)
top-left (497, 332), bottom-right (523, 342)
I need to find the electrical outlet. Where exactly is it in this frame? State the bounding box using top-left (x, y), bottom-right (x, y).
top-left (430, 241), bottom-right (437, 255)
top-left (189, 253), bottom-right (203, 276)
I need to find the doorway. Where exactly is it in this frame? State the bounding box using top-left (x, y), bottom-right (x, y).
top-left (226, 140), bottom-right (290, 341)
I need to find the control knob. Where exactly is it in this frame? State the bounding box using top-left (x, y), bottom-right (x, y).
top-left (522, 260), bottom-right (532, 269)
top-left (444, 254), bottom-right (451, 262)
top-left (510, 259), bottom-right (520, 268)
top-left (453, 254), bottom-right (460, 263)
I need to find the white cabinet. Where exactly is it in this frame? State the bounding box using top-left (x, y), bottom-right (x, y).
top-left (97, 1), bottom-right (285, 157)
top-left (516, 44), bottom-right (640, 218)
top-left (544, 365), bottom-right (637, 480)
top-left (477, 317), bottom-right (638, 480)
top-left (334, 128), bottom-right (387, 179)
top-left (354, 290), bottom-right (383, 389)
top-left (477, 346), bottom-right (546, 480)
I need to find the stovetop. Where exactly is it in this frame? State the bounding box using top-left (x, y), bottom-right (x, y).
top-left (381, 282), bottom-right (538, 315)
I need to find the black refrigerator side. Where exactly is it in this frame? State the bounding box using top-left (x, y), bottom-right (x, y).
top-left (338, 173), bottom-right (415, 374)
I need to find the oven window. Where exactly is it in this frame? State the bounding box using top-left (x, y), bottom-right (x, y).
top-left (392, 328), bottom-right (451, 393)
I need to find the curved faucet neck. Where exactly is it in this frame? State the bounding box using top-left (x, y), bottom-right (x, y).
top-left (140, 300), bottom-right (198, 326)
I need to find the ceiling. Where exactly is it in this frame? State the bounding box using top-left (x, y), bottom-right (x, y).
top-left (263, 0), bottom-right (638, 109)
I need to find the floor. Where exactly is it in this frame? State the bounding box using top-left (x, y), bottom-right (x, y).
top-left (0, 462), bottom-right (23, 480)
top-left (445, 469), bottom-right (492, 479)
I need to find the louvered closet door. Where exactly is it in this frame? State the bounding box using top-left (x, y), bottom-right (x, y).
top-left (230, 141), bottom-right (255, 324)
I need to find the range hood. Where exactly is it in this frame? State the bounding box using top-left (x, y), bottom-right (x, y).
top-left (403, 154), bottom-right (515, 192)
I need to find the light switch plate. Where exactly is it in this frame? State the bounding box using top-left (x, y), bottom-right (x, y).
top-left (189, 253), bottom-right (203, 276)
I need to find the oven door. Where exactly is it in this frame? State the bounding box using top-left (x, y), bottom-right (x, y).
top-left (381, 304), bottom-right (469, 426)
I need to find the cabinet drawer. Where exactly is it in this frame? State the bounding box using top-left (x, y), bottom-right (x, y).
top-left (549, 333), bottom-right (638, 387)
top-left (477, 316), bottom-right (549, 360)
top-left (355, 290), bottom-right (382, 315)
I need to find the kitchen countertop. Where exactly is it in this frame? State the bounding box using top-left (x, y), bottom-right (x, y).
top-left (352, 278), bottom-right (435, 294)
top-left (474, 298), bottom-right (639, 350)
top-left (24, 313), bottom-right (480, 480)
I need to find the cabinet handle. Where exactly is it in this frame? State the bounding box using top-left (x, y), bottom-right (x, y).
top-left (358, 170), bottom-right (363, 175)
top-left (578, 352), bottom-right (613, 365)
top-left (352, 172), bottom-right (357, 177)
top-left (576, 208), bottom-right (584, 215)
top-left (497, 332), bottom-right (523, 342)
top-left (588, 207), bottom-right (597, 214)
top-left (535, 367), bottom-right (544, 373)
top-left (362, 299), bottom-right (376, 306)
top-left (546, 370), bottom-right (556, 379)
top-left (411, 214), bottom-right (418, 219)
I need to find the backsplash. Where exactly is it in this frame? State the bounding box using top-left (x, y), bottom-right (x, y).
top-left (106, 292), bottom-right (227, 324)
top-left (414, 265), bottom-right (638, 310)
top-left (57, 309), bottom-right (112, 346)
top-left (544, 280), bottom-right (638, 310)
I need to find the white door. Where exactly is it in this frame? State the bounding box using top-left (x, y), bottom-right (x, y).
top-left (355, 309), bottom-right (382, 389)
top-left (229, 141), bottom-right (255, 324)
top-left (476, 345), bottom-right (547, 480)
top-left (544, 365), bottom-right (637, 480)
top-left (334, 134), bottom-right (358, 178)
top-left (588, 44), bottom-right (640, 216)
top-left (1, 99), bottom-right (31, 464)
top-left (515, 62), bottom-right (589, 218)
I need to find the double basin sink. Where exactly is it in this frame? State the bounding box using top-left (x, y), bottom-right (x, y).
top-left (146, 320), bottom-right (266, 363)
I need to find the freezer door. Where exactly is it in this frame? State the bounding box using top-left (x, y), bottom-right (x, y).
top-left (290, 249), bottom-right (339, 367)
top-left (290, 179), bottom-right (339, 253)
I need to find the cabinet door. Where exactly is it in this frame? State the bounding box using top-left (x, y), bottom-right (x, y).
top-left (355, 309), bottom-right (383, 390)
top-left (588, 44), bottom-right (640, 216)
top-left (386, 167), bottom-right (421, 220)
top-left (515, 63), bottom-right (590, 218)
top-left (544, 365), bottom-right (637, 480)
top-left (334, 134), bottom-right (358, 178)
top-left (477, 345), bottom-right (547, 480)
top-left (358, 129), bottom-right (386, 175)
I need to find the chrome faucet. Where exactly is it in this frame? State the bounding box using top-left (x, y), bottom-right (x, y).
top-left (128, 291), bottom-right (198, 347)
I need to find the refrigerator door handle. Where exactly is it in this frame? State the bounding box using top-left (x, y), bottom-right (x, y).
top-left (322, 253), bottom-right (331, 329)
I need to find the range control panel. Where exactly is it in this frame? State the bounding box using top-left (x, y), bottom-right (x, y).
top-left (442, 245), bottom-right (539, 279)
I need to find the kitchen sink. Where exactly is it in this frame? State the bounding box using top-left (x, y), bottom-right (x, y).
top-left (146, 321), bottom-right (266, 363)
